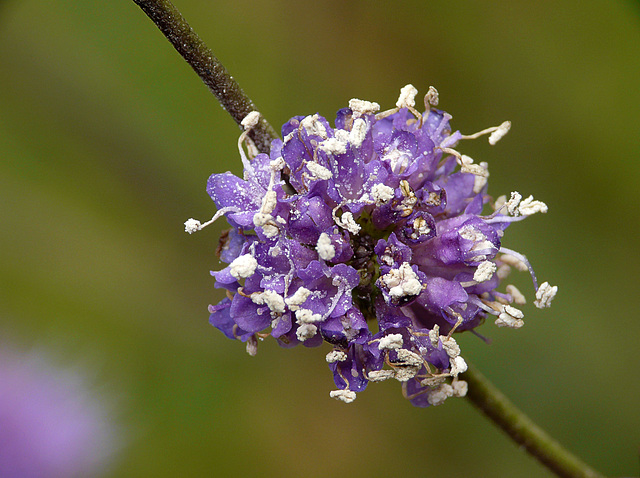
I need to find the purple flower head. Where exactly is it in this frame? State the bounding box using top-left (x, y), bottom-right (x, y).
top-left (186, 85), bottom-right (558, 406)
top-left (0, 345), bottom-right (118, 478)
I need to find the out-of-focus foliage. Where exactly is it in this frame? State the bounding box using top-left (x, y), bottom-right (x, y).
top-left (0, 1), bottom-right (638, 476)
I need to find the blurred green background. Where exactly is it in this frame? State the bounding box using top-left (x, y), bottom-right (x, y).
top-left (1, 1), bottom-right (639, 476)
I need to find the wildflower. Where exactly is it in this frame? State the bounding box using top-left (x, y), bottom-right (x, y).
top-left (0, 344), bottom-right (118, 477)
top-left (187, 85), bottom-right (557, 407)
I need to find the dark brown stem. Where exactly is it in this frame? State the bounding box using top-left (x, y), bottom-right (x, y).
top-left (132, 0), bottom-right (278, 153)
top-left (461, 363), bottom-right (606, 478)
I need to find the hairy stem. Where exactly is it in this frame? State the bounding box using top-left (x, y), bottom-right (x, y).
top-left (132, 0), bottom-right (279, 153)
top-left (461, 363), bottom-right (606, 478)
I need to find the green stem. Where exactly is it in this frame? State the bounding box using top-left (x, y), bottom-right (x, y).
top-left (461, 363), bottom-right (606, 478)
top-left (132, 0), bottom-right (279, 153)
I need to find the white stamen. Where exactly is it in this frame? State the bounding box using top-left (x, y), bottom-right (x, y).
top-left (246, 336), bottom-right (258, 356)
top-left (441, 335), bottom-right (461, 358)
top-left (300, 114), bottom-right (328, 138)
top-left (395, 348), bottom-right (423, 367)
top-left (488, 121), bottom-right (511, 145)
top-left (452, 379), bottom-right (468, 397)
top-left (459, 227), bottom-right (491, 255)
top-left (358, 193), bottom-right (372, 204)
top-left (428, 325), bottom-right (440, 347)
top-left (495, 305), bottom-right (525, 328)
top-left (229, 254), bottom-right (258, 279)
top-left (460, 154), bottom-right (473, 166)
top-left (316, 233), bottom-right (336, 261)
top-left (427, 383), bottom-right (454, 406)
top-left (424, 86), bottom-right (439, 107)
top-left (382, 148), bottom-right (408, 174)
top-left (296, 323), bottom-right (318, 342)
top-left (506, 284), bottom-right (526, 305)
top-left (253, 212), bottom-right (272, 228)
top-left (394, 366), bottom-right (421, 382)
top-left (474, 260), bottom-right (497, 283)
top-left (518, 195), bottom-right (548, 216)
top-left (504, 304), bottom-right (524, 318)
top-left (184, 206), bottom-right (241, 234)
top-left (494, 195), bottom-right (507, 211)
top-left (262, 224), bottom-right (279, 238)
top-left (251, 290), bottom-right (286, 314)
top-left (348, 98), bottom-right (380, 118)
top-left (261, 190), bottom-right (278, 215)
top-left (306, 161), bottom-right (333, 180)
top-left (410, 216), bottom-right (431, 240)
top-left (269, 245), bottom-right (282, 257)
top-left (283, 130), bottom-right (296, 144)
top-left (367, 370), bottom-right (395, 382)
top-left (329, 389), bottom-right (357, 403)
top-left (421, 375), bottom-right (447, 388)
top-left (270, 157), bottom-right (285, 171)
top-left (319, 136), bottom-right (348, 155)
top-left (381, 263), bottom-right (423, 300)
top-left (378, 333), bottom-right (404, 350)
top-left (335, 211), bottom-right (361, 235)
top-left (450, 356), bottom-right (468, 375)
top-left (254, 191), bottom-right (281, 236)
top-left (295, 308), bottom-right (323, 324)
top-left (285, 287), bottom-right (311, 311)
top-left (500, 253), bottom-right (529, 272)
top-left (473, 162), bottom-right (489, 193)
top-left (396, 84), bottom-right (419, 109)
top-left (334, 129), bottom-right (350, 143)
top-left (460, 155), bottom-right (489, 177)
top-left (506, 191), bottom-right (523, 216)
top-left (371, 183), bottom-right (395, 205)
top-left (349, 118), bottom-right (368, 148)
top-left (534, 282), bottom-right (557, 308)
top-left (184, 218), bottom-right (201, 234)
top-left (326, 350), bottom-right (348, 363)
top-left (241, 111), bottom-right (260, 130)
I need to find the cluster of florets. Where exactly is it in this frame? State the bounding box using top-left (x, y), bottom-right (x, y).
top-left (185, 85), bottom-right (557, 407)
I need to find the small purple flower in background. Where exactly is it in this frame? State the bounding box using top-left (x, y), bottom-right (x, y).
top-left (0, 344), bottom-right (118, 478)
top-left (186, 85), bottom-right (557, 406)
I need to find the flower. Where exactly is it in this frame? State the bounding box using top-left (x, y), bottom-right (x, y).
top-left (186, 85), bottom-right (557, 407)
top-left (0, 344), bottom-right (118, 478)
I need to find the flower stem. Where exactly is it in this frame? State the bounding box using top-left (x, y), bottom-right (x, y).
top-left (461, 363), bottom-right (606, 478)
top-left (131, 0), bottom-right (279, 153)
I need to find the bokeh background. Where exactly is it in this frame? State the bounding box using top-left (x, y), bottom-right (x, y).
top-left (1, 1), bottom-right (639, 476)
